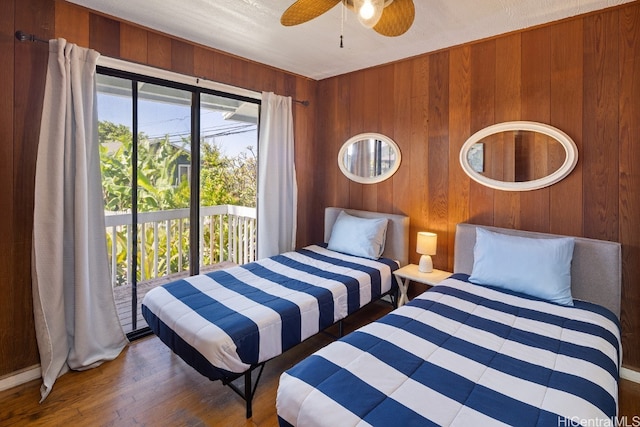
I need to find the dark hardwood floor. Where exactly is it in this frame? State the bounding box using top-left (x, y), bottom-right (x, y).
top-left (1, 299), bottom-right (638, 426)
top-left (0, 301), bottom-right (392, 427)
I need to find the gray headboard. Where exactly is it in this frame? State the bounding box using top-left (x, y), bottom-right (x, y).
top-left (324, 207), bottom-right (410, 266)
top-left (454, 223), bottom-right (622, 318)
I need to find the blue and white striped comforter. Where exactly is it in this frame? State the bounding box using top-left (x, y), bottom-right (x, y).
top-left (141, 245), bottom-right (398, 381)
top-left (277, 274), bottom-right (621, 427)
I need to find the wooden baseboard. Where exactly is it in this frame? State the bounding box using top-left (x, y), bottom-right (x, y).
top-left (0, 364), bottom-right (637, 394)
top-left (621, 366), bottom-right (640, 384)
top-left (0, 365), bottom-right (41, 392)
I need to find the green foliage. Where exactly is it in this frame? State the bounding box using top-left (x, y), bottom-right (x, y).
top-left (200, 144), bottom-right (257, 208)
top-left (99, 121), bottom-right (133, 212)
top-left (100, 120), bottom-right (257, 286)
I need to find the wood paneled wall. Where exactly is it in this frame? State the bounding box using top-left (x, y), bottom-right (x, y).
top-left (0, 0), bottom-right (316, 377)
top-left (2, 0), bottom-right (639, 380)
top-left (314, 4), bottom-right (640, 369)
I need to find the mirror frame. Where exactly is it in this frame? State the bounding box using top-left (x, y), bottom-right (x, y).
top-left (338, 132), bottom-right (402, 184)
top-left (459, 121), bottom-right (578, 191)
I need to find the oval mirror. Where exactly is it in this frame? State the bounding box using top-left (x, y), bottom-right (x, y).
top-left (338, 133), bottom-right (402, 184)
top-left (459, 121), bottom-right (578, 191)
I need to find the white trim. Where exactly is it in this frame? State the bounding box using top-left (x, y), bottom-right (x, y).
top-left (459, 121), bottom-right (579, 191)
top-left (97, 56), bottom-right (260, 101)
top-left (337, 132), bottom-right (402, 184)
top-left (0, 365), bottom-right (41, 392)
top-left (621, 366), bottom-right (640, 384)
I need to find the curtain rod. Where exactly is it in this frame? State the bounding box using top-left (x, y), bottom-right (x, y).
top-left (15, 30), bottom-right (48, 44)
top-left (15, 30), bottom-right (310, 106)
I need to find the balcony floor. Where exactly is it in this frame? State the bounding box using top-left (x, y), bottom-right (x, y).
top-left (113, 261), bottom-right (236, 334)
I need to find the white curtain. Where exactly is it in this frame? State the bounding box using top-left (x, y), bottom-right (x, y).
top-left (257, 92), bottom-right (298, 259)
top-left (32, 39), bottom-right (128, 401)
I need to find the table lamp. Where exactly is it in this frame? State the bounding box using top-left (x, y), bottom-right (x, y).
top-left (417, 231), bottom-right (437, 273)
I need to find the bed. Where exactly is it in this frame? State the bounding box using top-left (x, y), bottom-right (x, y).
top-left (277, 223), bottom-right (622, 426)
top-left (141, 207), bottom-right (410, 417)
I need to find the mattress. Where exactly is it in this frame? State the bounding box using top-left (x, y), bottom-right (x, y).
top-left (141, 244), bottom-right (399, 381)
top-left (277, 274), bottom-right (621, 427)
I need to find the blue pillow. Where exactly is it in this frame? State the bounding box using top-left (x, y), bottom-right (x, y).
top-left (327, 211), bottom-right (388, 259)
top-left (468, 227), bottom-right (575, 306)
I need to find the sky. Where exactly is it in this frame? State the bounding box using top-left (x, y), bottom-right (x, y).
top-left (97, 89), bottom-right (258, 158)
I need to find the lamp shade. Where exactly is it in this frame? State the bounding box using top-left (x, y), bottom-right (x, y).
top-left (416, 232), bottom-right (437, 255)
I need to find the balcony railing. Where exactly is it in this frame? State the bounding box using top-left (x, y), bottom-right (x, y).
top-left (104, 204), bottom-right (256, 288)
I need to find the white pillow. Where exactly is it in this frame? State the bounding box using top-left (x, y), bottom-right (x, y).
top-left (327, 211), bottom-right (388, 259)
top-left (468, 227), bottom-right (575, 306)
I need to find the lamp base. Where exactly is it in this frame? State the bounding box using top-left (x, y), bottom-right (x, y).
top-left (418, 254), bottom-right (433, 273)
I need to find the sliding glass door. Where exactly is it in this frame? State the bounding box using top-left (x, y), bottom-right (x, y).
top-left (199, 93), bottom-right (258, 270)
top-left (97, 70), bottom-right (259, 338)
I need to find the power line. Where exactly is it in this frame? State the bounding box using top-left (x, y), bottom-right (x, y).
top-left (146, 123), bottom-right (256, 143)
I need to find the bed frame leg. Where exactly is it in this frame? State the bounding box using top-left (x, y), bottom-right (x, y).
top-left (244, 370), bottom-right (252, 418)
top-left (392, 287), bottom-right (399, 309)
top-left (222, 362), bottom-right (266, 419)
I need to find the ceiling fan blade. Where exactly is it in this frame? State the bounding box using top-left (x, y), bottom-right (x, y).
top-left (373, 0), bottom-right (415, 37)
top-left (281, 0), bottom-right (342, 26)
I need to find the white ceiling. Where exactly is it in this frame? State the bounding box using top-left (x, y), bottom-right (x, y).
top-left (67, 0), bottom-right (633, 80)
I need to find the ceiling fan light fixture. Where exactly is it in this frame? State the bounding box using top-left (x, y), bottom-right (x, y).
top-left (280, 0), bottom-right (414, 38)
top-left (353, 0), bottom-right (384, 28)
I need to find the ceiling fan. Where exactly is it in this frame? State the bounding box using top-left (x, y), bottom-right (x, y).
top-left (281, 0), bottom-right (415, 37)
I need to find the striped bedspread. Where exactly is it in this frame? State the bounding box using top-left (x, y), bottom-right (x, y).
top-left (141, 244), bottom-right (398, 381)
top-left (277, 274), bottom-right (621, 427)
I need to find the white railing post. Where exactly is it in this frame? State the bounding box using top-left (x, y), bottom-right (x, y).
top-left (126, 224), bottom-right (132, 286)
top-left (110, 226), bottom-right (117, 286)
top-left (227, 214), bottom-right (233, 263)
top-left (153, 221), bottom-right (159, 278)
top-left (208, 215), bottom-right (215, 265)
top-left (178, 218), bottom-right (184, 272)
top-left (218, 214), bottom-right (224, 262)
top-left (165, 219), bottom-right (171, 277)
top-left (140, 223), bottom-right (146, 281)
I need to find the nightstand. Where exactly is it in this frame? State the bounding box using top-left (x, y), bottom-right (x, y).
top-left (393, 264), bottom-right (452, 307)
